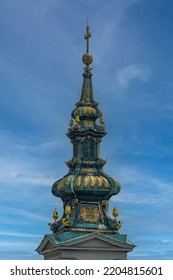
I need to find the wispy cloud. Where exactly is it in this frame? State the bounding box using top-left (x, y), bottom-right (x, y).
top-left (0, 241), bottom-right (38, 248)
top-left (116, 64), bottom-right (150, 89)
top-left (0, 129), bottom-right (68, 186)
top-left (109, 164), bottom-right (173, 205)
top-left (0, 231), bottom-right (42, 238)
top-left (1, 207), bottom-right (49, 223)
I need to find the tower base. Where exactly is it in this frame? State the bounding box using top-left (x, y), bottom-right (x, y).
top-left (36, 231), bottom-right (135, 260)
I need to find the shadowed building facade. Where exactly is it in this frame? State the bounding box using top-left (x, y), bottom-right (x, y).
top-left (36, 26), bottom-right (135, 260)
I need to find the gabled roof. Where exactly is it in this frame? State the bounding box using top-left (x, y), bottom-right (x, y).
top-left (36, 231), bottom-right (135, 254)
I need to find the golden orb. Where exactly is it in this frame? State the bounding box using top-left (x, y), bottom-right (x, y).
top-left (82, 53), bottom-right (93, 65)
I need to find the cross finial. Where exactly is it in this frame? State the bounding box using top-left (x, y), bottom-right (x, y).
top-left (82, 24), bottom-right (93, 67)
top-left (84, 24), bottom-right (91, 54)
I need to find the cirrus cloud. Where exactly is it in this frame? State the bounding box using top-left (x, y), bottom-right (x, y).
top-left (116, 64), bottom-right (150, 89)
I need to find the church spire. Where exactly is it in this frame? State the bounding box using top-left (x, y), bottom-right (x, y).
top-left (51, 25), bottom-right (122, 234)
top-left (37, 25), bottom-right (135, 260)
top-left (75, 24), bottom-right (97, 109)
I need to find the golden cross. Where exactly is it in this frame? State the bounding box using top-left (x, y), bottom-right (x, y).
top-left (84, 25), bottom-right (91, 54)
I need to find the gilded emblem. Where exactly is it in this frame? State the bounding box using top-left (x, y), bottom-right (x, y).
top-left (83, 120), bottom-right (93, 128)
top-left (79, 204), bottom-right (100, 223)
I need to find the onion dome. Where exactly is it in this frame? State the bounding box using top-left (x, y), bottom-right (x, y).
top-left (52, 174), bottom-right (121, 202)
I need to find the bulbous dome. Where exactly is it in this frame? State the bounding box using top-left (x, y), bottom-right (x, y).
top-left (72, 105), bottom-right (102, 120)
top-left (52, 173), bottom-right (121, 201)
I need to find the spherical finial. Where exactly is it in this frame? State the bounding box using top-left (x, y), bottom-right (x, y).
top-left (82, 53), bottom-right (93, 65)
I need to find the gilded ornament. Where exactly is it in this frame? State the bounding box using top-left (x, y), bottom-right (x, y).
top-left (75, 176), bottom-right (81, 187)
top-left (82, 53), bottom-right (93, 65)
top-left (81, 168), bottom-right (96, 173)
top-left (93, 208), bottom-right (100, 219)
top-left (88, 107), bottom-right (92, 114)
top-left (53, 208), bottom-right (58, 222)
top-left (62, 218), bottom-right (70, 227)
top-left (65, 175), bottom-right (72, 186)
top-left (65, 205), bottom-right (71, 216)
top-left (102, 177), bottom-right (109, 188)
top-left (92, 108), bottom-right (96, 114)
top-left (96, 176), bottom-right (102, 187)
top-left (83, 120), bottom-right (93, 128)
top-left (75, 115), bottom-right (80, 123)
top-left (79, 205), bottom-right (100, 222)
top-left (90, 176), bottom-right (95, 187)
top-left (112, 207), bottom-right (119, 218)
top-left (83, 107), bottom-right (87, 114)
top-left (69, 119), bottom-right (73, 127)
top-left (83, 176), bottom-right (89, 187)
top-left (100, 117), bottom-right (105, 124)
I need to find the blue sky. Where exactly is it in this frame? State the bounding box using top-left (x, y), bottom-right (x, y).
top-left (0, 0), bottom-right (173, 260)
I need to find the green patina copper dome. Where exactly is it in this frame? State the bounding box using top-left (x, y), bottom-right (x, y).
top-left (72, 105), bottom-right (102, 120)
top-left (52, 174), bottom-right (120, 201)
